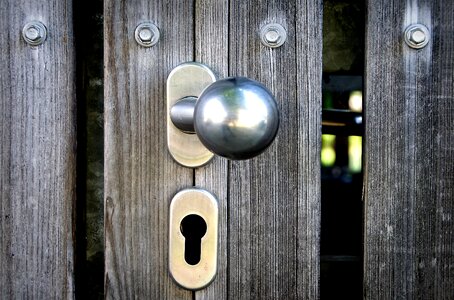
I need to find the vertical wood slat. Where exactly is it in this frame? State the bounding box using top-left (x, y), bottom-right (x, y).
top-left (228, 1), bottom-right (322, 299)
top-left (103, 1), bottom-right (193, 298)
top-left (105, 0), bottom-right (322, 298)
top-left (0, 0), bottom-right (76, 298)
top-left (364, 0), bottom-right (454, 298)
top-left (194, 0), bottom-right (229, 299)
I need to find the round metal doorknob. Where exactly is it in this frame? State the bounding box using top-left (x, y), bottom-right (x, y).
top-left (193, 77), bottom-right (279, 160)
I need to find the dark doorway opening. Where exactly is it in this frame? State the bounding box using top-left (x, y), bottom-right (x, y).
top-left (320, 0), bottom-right (365, 299)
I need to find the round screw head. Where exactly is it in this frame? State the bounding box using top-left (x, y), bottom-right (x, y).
top-left (138, 28), bottom-right (153, 42)
top-left (25, 27), bottom-right (39, 40)
top-left (135, 23), bottom-right (160, 47)
top-left (264, 30), bottom-right (280, 43)
top-left (410, 29), bottom-right (426, 44)
top-left (260, 23), bottom-right (287, 48)
top-left (404, 24), bottom-right (430, 49)
top-left (22, 21), bottom-right (47, 46)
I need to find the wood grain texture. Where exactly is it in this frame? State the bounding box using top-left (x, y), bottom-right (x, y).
top-left (228, 1), bottom-right (322, 298)
top-left (0, 0), bottom-right (76, 298)
top-left (364, 0), bottom-right (454, 298)
top-left (104, 1), bottom-right (193, 298)
top-left (105, 1), bottom-right (321, 298)
top-left (194, 0), bottom-right (229, 299)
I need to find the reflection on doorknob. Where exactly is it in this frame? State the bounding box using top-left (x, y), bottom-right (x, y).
top-left (167, 62), bottom-right (279, 167)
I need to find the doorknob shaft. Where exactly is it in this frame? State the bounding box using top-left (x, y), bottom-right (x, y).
top-left (170, 97), bottom-right (197, 133)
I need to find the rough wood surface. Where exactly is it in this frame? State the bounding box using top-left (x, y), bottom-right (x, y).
top-left (104, 1), bottom-right (193, 298)
top-left (194, 0), bottom-right (229, 299)
top-left (0, 0), bottom-right (76, 298)
top-left (228, 1), bottom-right (322, 298)
top-left (104, 1), bottom-right (321, 298)
top-left (364, 0), bottom-right (454, 298)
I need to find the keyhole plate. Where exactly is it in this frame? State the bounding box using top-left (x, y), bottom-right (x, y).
top-left (167, 62), bottom-right (216, 168)
top-left (169, 188), bottom-right (218, 290)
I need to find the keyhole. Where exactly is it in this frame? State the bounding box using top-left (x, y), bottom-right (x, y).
top-left (180, 214), bottom-right (207, 265)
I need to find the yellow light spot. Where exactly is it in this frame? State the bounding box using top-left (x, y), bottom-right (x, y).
top-left (322, 147), bottom-right (336, 167)
top-left (348, 136), bottom-right (362, 173)
top-left (321, 134), bottom-right (336, 167)
top-left (348, 90), bottom-right (363, 112)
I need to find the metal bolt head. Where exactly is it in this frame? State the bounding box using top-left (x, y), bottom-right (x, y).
top-left (260, 23), bottom-right (287, 48)
top-left (404, 24), bottom-right (430, 49)
top-left (410, 29), bottom-right (426, 44)
top-left (25, 27), bottom-right (40, 40)
top-left (135, 23), bottom-right (160, 47)
top-left (22, 21), bottom-right (47, 46)
top-left (265, 30), bottom-right (280, 43)
top-left (138, 28), bottom-right (153, 42)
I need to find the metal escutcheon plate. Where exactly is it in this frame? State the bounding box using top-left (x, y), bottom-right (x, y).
top-left (167, 62), bottom-right (216, 167)
top-left (169, 188), bottom-right (218, 290)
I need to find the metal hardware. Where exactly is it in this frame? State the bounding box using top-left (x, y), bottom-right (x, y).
top-left (167, 62), bottom-right (216, 167)
top-left (22, 21), bottom-right (47, 46)
top-left (169, 188), bottom-right (218, 290)
top-left (170, 97), bottom-right (197, 133)
top-left (193, 77), bottom-right (279, 160)
top-left (134, 22), bottom-right (160, 47)
top-left (260, 23), bottom-right (287, 48)
top-left (168, 63), bottom-right (279, 165)
top-left (404, 24), bottom-right (430, 49)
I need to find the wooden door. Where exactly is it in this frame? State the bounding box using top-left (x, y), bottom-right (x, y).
top-left (363, 0), bottom-right (454, 298)
top-left (1, 0), bottom-right (453, 299)
top-left (0, 0), bottom-right (76, 298)
top-left (104, 0), bottom-right (321, 298)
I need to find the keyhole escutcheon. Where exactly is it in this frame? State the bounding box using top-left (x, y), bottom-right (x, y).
top-left (180, 214), bottom-right (207, 265)
top-left (169, 188), bottom-right (218, 290)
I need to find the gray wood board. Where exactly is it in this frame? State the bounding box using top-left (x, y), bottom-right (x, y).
top-left (364, 0), bottom-right (454, 298)
top-left (194, 0), bottom-right (229, 299)
top-left (104, 1), bottom-right (193, 298)
top-left (104, 0), bottom-right (322, 298)
top-left (0, 0), bottom-right (76, 298)
top-left (227, 1), bottom-right (322, 298)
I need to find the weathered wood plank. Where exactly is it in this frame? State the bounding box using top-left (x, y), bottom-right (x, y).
top-left (0, 0), bottom-right (76, 298)
top-left (194, 0), bottom-right (229, 299)
top-left (228, 1), bottom-right (322, 298)
top-left (364, 0), bottom-right (454, 298)
top-left (104, 1), bottom-right (193, 298)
